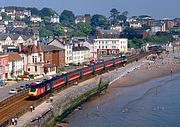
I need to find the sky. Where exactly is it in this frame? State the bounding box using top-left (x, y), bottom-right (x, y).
top-left (0, 0), bottom-right (180, 19)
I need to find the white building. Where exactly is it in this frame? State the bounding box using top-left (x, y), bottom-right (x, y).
top-left (72, 45), bottom-right (90, 64)
top-left (0, 24), bottom-right (6, 33)
top-left (23, 10), bottom-right (31, 17)
top-left (75, 16), bottom-right (86, 24)
top-left (7, 53), bottom-right (24, 79)
top-left (94, 38), bottom-right (128, 55)
top-left (30, 16), bottom-right (42, 23)
top-left (50, 15), bottom-right (59, 23)
top-left (151, 22), bottom-right (166, 33)
top-left (129, 21), bottom-right (142, 28)
top-left (0, 15), bottom-right (2, 20)
top-left (110, 26), bottom-right (123, 32)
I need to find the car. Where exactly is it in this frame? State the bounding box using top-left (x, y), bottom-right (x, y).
top-left (20, 85), bottom-right (26, 90)
top-left (16, 87), bottom-right (22, 92)
top-left (25, 84), bottom-right (31, 89)
top-left (35, 80), bottom-right (42, 84)
top-left (64, 64), bottom-right (69, 67)
top-left (0, 80), bottom-right (6, 86)
top-left (9, 88), bottom-right (18, 94)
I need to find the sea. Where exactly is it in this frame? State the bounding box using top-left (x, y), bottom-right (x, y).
top-left (66, 73), bottom-right (180, 127)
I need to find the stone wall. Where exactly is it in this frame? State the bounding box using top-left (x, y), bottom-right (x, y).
top-left (25, 77), bottom-right (109, 127)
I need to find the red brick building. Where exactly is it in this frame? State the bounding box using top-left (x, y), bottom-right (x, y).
top-left (42, 45), bottom-right (65, 66)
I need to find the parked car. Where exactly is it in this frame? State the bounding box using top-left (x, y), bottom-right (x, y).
top-left (0, 80), bottom-right (6, 86)
top-left (20, 85), bottom-right (26, 90)
top-left (16, 87), bottom-right (22, 92)
top-left (25, 84), bottom-right (31, 89)
top-left (9, 88), bottom-right (18, 94)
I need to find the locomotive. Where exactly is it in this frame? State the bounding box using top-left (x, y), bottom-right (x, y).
top-left (29, 56), bottom-right (127, 98)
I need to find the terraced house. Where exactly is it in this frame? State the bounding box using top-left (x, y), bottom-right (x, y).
top-left (0, 54), bottom-right (8, 80)
top-left (7, 53), bottom-right (24, 79)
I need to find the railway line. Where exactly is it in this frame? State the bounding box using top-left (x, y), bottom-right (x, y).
top-left (0, 53), bottom-right (148, 127)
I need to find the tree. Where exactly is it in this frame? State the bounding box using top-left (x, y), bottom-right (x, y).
top-left (109, 8), bottom-right (120, 25)
top-left (60, 10), bottom-right (75, 26)
top-left (122, 11), bottom-right (128, 17)
top-left (27, 7), bottom-right (40, 16)
top-left (1, 12), bottom-right (11, 20)
top-left (40, 8), bottom-right (57, 17)
top-left (76, 22), bottom-right (92, 36)
top-left (15, 16), bottom-right (21, 21)
top-left (91, 14), bottom-right (109, 29)
top-left (39, 28), bottom-right (53, 37)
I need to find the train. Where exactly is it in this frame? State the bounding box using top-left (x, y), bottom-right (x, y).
top-left (29, 56), bottom-right (127, 98)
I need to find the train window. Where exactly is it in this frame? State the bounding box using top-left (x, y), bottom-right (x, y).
top-left (30, 87), bottom-right (36, 92)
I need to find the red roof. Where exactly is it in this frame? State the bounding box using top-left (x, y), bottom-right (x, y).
top-left (8, 53), bottom-right (23, 62)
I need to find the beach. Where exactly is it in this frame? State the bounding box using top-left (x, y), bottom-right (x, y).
top-left (110, 56), bottom-right (180, 89)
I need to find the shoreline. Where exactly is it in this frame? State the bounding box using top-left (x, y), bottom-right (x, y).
top-left (109, 56), bottom-right (180, 89)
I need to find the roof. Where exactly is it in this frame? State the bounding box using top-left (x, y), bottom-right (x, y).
top-left (72, 46), bottom-right (90, 51)
top-left (7, 53), bottom-right (23, 62)
top-left (0, 33), bottom-right (22, 40)
top-left (42, 45), bottom-right (64, 52)
top-left (20, 43), bottom-right (43, 54)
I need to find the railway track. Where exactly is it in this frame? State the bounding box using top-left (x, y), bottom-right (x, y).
top-left (0, 53), bottom-right (148, 127)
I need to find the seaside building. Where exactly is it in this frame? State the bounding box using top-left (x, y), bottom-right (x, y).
top-left (72, 44), bottom-right (90, 64)
top-left (94, 38), bottom-right (128, 55)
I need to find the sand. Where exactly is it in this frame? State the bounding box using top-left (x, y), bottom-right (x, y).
top-left (110, 55), bottom-right (180, 89)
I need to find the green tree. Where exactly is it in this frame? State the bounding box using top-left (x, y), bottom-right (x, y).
top-left (91, 14), bottom-right (109, 29)
top-left (53, 23), bottom-right (65, 36)
top-left (76, 22), bottom-right (92, 36)
top-left (39, 28), bottom-right (54, 37)
top-left (15, 16), bottom-right (21, 21)
top-left (27, 7), bottom-right (40, 16)
top-left (60, 10), bottom-right (75, 26)
top-left (1, 12), bottom-right (11, 20)
top-left (40, 8), bottom-right (57, 17)
top-left (109, 8), bottom-right (120, 25)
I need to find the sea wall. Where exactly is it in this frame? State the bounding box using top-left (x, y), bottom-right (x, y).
top-left (24, 78), bottom-right (109, 127)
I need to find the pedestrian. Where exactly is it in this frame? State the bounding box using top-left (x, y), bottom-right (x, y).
top-left (30, 105), bottom-right (33, 112)
top-left (33, 106), bottom-right (35, 110)
top-left (14, 117), bottom-right (17, 125)
top-left (50, 96), bottom-right (53, 103)
top-left (171, 68), bottom-right (173, 76)
top-left (11, 118), bottom-right (15, 125)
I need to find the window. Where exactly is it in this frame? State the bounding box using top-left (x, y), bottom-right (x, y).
top-left (35, 66), bottom-right (37, 72)
top-left (28, 68), bottom-right (30, 71)
top-left (39, 54), bottom-right (42, 62)
top-left (32, 56), bottom-right (37, 63)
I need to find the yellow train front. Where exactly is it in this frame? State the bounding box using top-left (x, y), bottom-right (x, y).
top-left (29, 82), bottom-right (51, 99)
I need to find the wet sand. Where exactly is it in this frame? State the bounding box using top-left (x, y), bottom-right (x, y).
top-left (110, 57), bottom-right (180, 89)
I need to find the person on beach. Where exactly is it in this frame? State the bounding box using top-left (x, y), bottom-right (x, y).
top-left (14, 117), bottom-right (17, 125)
top-left (11, 118), bottom-right (15, 125)
top-left (171, 68), bottom-right (173, 75)
top-left (30, 105), bottom-right (33, 112)
top-left (50, 96), bottom-right (53, 103)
